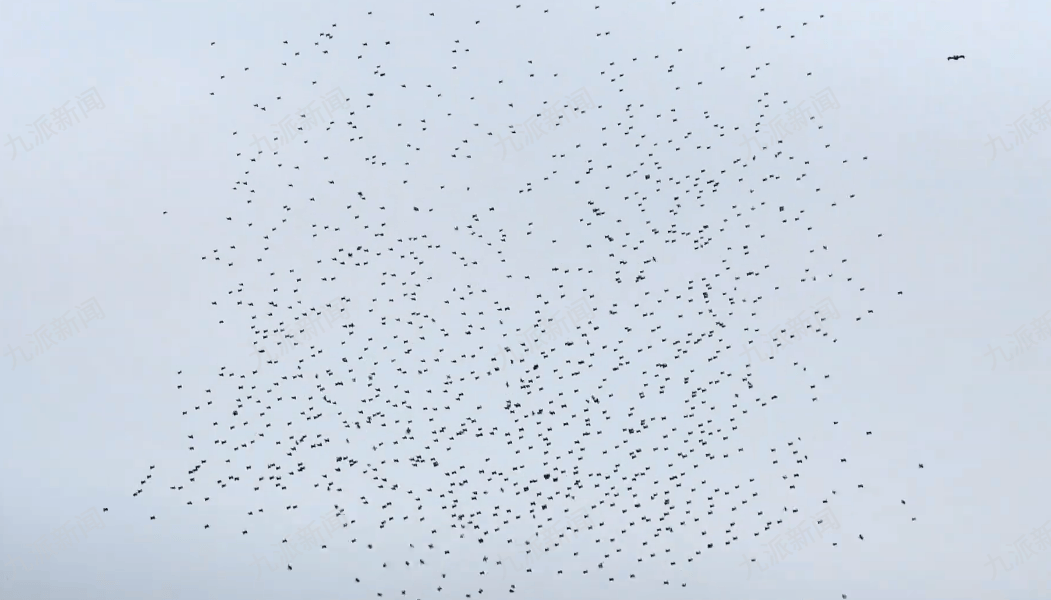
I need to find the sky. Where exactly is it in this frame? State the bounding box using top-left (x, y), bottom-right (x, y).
top-left (2, 1), bottom-right (1051, 599)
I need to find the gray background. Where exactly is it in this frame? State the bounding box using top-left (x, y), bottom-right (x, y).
top-left (2, 0), bottom-right (1050, 599)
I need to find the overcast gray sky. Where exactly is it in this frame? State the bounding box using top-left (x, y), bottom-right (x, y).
top-left (3, 1), bottom-right (1051, 599)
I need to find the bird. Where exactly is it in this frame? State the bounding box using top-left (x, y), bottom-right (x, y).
top-left (947, 55), bottom-right (965, 60)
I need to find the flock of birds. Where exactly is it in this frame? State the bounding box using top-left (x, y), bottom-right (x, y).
top-left (116, 4), bottom-right (952, 599)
